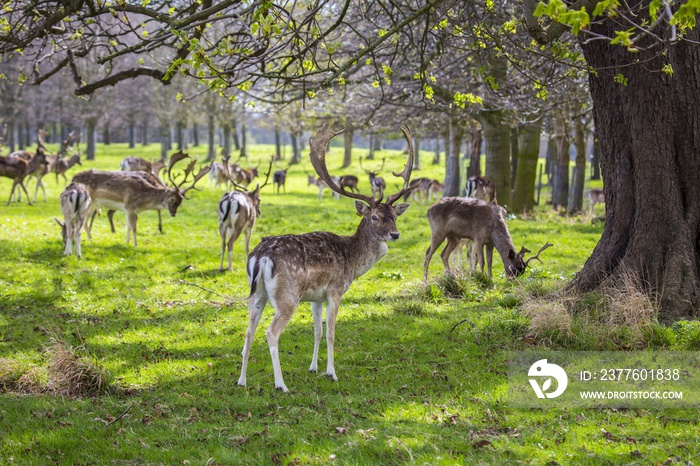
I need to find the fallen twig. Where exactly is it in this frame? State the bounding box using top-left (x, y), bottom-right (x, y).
top-left (450, 318), bottom-right (481, 345)
top-left (108, 403), bottom-right (133, 426)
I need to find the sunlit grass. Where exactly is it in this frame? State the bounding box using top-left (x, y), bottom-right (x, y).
top-left (0, 142), bottom-right (697, 464)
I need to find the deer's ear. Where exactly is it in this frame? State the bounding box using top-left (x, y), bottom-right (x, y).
top-left (393, 203), bottom-right (410, 216)
top-left (355, 200), bottom-right (371, 217)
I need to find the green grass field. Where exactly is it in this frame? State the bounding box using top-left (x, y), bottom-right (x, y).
top-left (1, 142), bottom-right (697, 465)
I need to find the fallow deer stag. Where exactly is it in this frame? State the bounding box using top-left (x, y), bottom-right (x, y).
top-left (51, 132), bottom-right (82, 185)
top-left (54, 183), bottom-right (91, 258)
top-left (272, 167), bottom-right (288, 194)
top-left (115, 155), bottom-right (167, 233)
top-left (0, 147), bottom-right (48, 206)
top-left (218, 157), bottom-right (272, 271)
top-left (238, 125), bottom-right (416, 393)
top-left (424, 197), bottom-right (552, 281)
top-left (74, 151), bottom-right (210, 246)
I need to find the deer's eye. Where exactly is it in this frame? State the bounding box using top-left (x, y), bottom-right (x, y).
top-left (371, 215), bottom-right (379, 221)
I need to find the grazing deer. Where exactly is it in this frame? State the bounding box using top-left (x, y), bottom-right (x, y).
top-left (360, 156), bottom-right (386, 198)
top-left (238, 125), bottom-right (416, 393)
top-left (403, 177), bottom-right (432, 202)
top-left (209, 161), bottom-right (233, 189)
top-left (424, 197), bottom-right (552, 281)
top-left (116, 155), bottom-right (167, 233)
top-left (453, 175), bottom-right (500, 272)
top-left (74, 151), bottom-right (210, 246)
top-left (0, 147), bottom-right (48, 205)
top-left (233, 164), bottom-right (259, 187)
top-left (218, 158), bottom-right (273, 271)
top-left (273, 168), bottom-right (288, 194)
top-left (53, 183), bottom-right (91, 258)
top-left (49, 132), bottom-right (83, 185)
top-left (338, 175), bottom-right (359, 193)
top-left (8, 149), bottom-right (50, 203)
top-left (588, 188), bottom-right (605, 214)
top-left (428, 179), bottom-right (444, 199)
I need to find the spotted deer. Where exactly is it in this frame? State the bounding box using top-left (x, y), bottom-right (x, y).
top-left (453, 175), bottom-right (499, 272)
top-left (360, 156), bottom-right (386, 198)
top-left (238, 125), bottom-right (416, 393)
top-left (218, 157), bottom-right (272, 271)
top-left (424, 197), bottom-right (551, 281)
top-left (0, 147), bottom-right (48, 206)
top-left (53, 183), bottom-right (91, 258)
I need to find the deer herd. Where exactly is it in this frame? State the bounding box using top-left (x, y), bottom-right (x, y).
top-left (0, 124), bottom-right (601, 392)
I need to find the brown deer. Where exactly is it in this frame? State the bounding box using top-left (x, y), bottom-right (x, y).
top-left (360, 156), bottom-right (386, 198)
top-left (218, 157), bottom-right (272, 271)
top-left (0, 147), bottom-right (48, 206)
top-left (115, 155), bottom-right (167, 233)
top-left (50, 132), bottom-right (83, 185)
top-left (424, 197), bottom-right (552, 281)
top-left (403, 177), bottom-right (432, 202)
top-left (53, 183), bottom-right (91, 258)
top-left (588, 188), bottom-right (605, 214)
top-left (238, 125), bottom-right (416, 393)
top-left (428, 179), bottom-right (444, 199)
top-left (307, 174), bottom-right (340, 199)
top-left (233, 164), bottom-right (259, 187)
top-left (272, 167), bottom-right (288, 194)
top-left (74, 151), bottom-right (210, 246)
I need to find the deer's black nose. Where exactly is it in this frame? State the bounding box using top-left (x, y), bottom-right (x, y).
top-left (390, 232), bottom-right (400, 240)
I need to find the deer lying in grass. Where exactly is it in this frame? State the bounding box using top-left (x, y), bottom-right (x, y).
top-left (588, 188), bottom-right (605, 214)
top-left (54, 183), bottom-right (91, 258)
top-left (238, 125), bottom-right (416, 393)
top-left (424, 197), bottom-right (552, 281)
top-left (218, 157), bottom-right (272, 272)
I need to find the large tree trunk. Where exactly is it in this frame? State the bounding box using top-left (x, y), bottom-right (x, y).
top-left (86, 119), bottom-right (97, 160)
top-left (443, 117), bottom-right (463, 197)
top-left (511, 118), bottom-right (542, 213)
top-left (590, 136), bottom-right (601, 180)
top-left (480, 110), bottom-right (511, 206)
top-left (290, 131), bottom-right (301, 164)
top-left (551, 116), bottom-right (570, 209)
top-left (205, 115), bottom-right (216, 162)
top-left (572, 17), bottom-right (700, 321)
top-left (274, 125), bottom-right (282, 161)
top-left (467, 124), bottom-right (482, 177)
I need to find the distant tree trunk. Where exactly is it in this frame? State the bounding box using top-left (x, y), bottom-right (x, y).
top-left (480, 110), bottom-right (512, 206)
top-left (367, 134), bottom-right (376, 160)
top-left (545, 137), bottom-right (556, 184)
top-left (232, 120), bottom-right (240, 151)
top-left (240, 121), bottom-right (247, 158)
top-left (432, 137), bottom-right (441, 165)
top-left (103, 124), bottom-right (111, 145)
top-left (128, 123), bottom-right (136, 148)
top-left (222, 124), bottom-right (231, 158)
top-left (510, 127), bottom-right (519, 190)
top-left (23, 121), bottom-right (31, 148)
top-left (160, 125), bottom-right (170, 160)
top-left (7, 120), bottom-right (15, 152)
top-left (551, 117), bottom-right (570, 209)
top-left (467, 125), bottom-right (482, 177)
top-left (511, 118), bottom-right (542, 213)
top-left (591, 135), bottom-right (601, 180)
top-left (141, 121), bottom-right (149, 146)
top-left (568, 116), bottom-right (586, 213)
top-left (290, 131), bottom-right (301, 164)
top-left (176, 121), bottom-right (186, 150)
top-left (86, 118), bottom-right (97, 160)
top-left (274, 125), bottom-right (282, 161)
top-left (443, 117), bottom-right (463, 197)
top-left (205, 115), bottom-right (216, 162)
top-left (192, 124), bottom-right (199, 147)
top-left (342, 129), bottom-right (353, 168)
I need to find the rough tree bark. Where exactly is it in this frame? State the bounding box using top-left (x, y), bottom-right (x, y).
top-left (467, 123), bottom-right (482, 178)
top-left (568, 115), bottom-right (586, 213)
top-left (480, 109), bottom-right (511, 206)
top-left (342, 128), bottom-right (353, 168)
top-left (443, 117), bottom-right (463, 197)
top-left (551, 115), bottom-right (570, 209)
top-left (511, 118), bottom-right (542, 213)
top-left (571, 16), bottom-right (700, 320)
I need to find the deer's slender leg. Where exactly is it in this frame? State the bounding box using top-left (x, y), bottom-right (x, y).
top-left (64, 220), bottom-right (73, 255)
top-left (424, 232), bottom-right (447, 282)
top-left (265, 298), bottom-right (297, 392)
top-left (126, 211), bottom-right (138, 247)
top-left (473, 241), bottom-right (485, 274)
top-left (107, 210), bottom-right (116, 233)
top-left (75, 215), bottom-right (84, 258)
top-left (219, 227), bottom-right (228, 272)
top-left (157, 210), bottom-right (163, 233)
top-left (237, 293), bottom-right (267, 388)
top-left (485, 244), bottom-right (494, 278)
top-left (309, 302), bottom-right (324, 373)
top-left (324, 294), bottom-right (341, 381)
top-left (440, 236), bottom-right (460, 275)
top-left (227, 230), bottom-right (237, 272)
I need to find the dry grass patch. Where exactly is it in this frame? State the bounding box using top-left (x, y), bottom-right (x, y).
top-left (519, 271), bottom-right (659, 349)
top-left (46, 339), bottom-right (110, 397)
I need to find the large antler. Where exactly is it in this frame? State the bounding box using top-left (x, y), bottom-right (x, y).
top-left (58, 131), bottom-right (75, 156)
top-left (309, 125), bottom-right (379, 207)
top-left (182, 164), bottom-right (211, 196)
top-left (250, 156), bottom-right (274, 195)
top-left (525, 242), bottom-right (554, 267)
top-left (385, 125), bottom-right (416, 205)
top-left (167, 150), bottom-right (192, 188)
top-left (37, 129), bottom-right (48, 151)
top-left (223, 155), bottom-right (249, 193)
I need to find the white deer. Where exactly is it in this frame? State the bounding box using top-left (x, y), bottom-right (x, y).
top-left (237, 125), bottom-right (416, 393)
